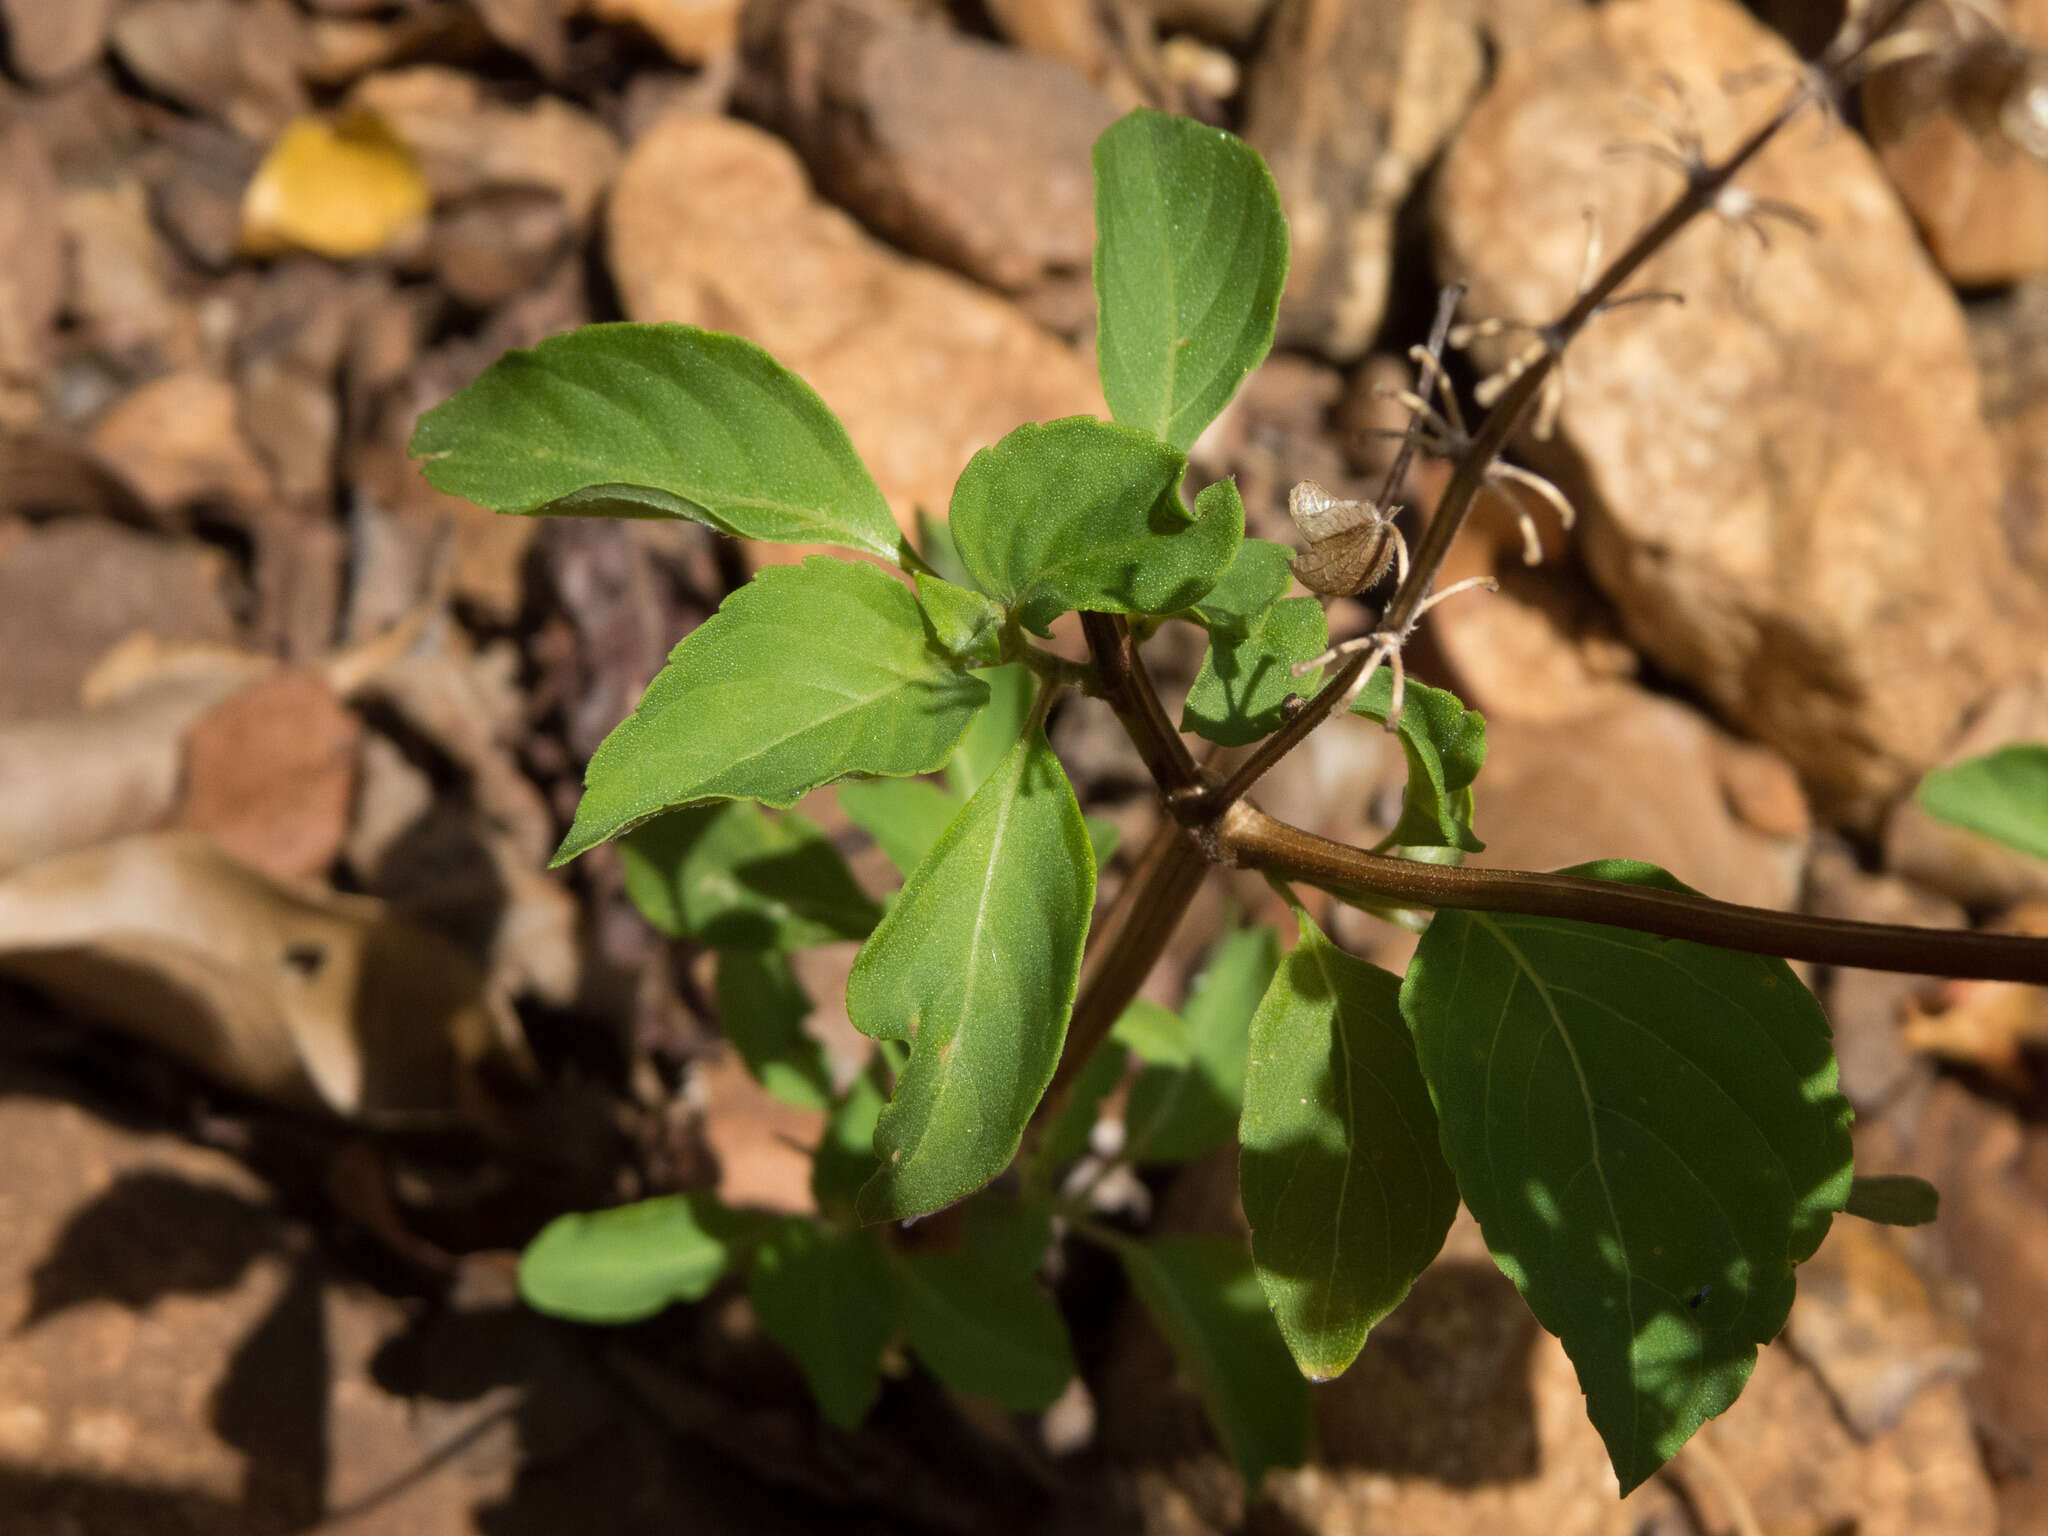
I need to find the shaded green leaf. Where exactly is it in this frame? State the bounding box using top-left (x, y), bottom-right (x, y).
top-left (1125, 925), bottom-right (1280, 1164)
top-left (1918, 744), bottom-right (2048, 861)
top-left (1191, 538), bottom-right (1295, 631)
top-left (1844, 1174), bottom-right (1939, 1228)
top-left (749, 1220), bottom-right (894, 1428)
top-left (1351, 669), bottom-right (1487, 852)
top-left (1400, 860), bottom-right (1855, 1492)
top-left (1112, 998), bottom-right (1190, 1065)
top-left (917, 573), bottom-right (1004, 667)
top-left (949, 418), bottom-right (1242, 636)
top-left (622, 800), bottom-right (878, 950)
top-left (1182, 595), bottom-right (1327, 746)
top-left (1109, 1233), bottom-right (1311, 1487)
top-left (891, 1250), bottom-right (1075, 1411)
top-left (849, 719), bottom-right (1095, 1221)
top-left (838, 778), bottom-right (963, 879)
top-left (1240, 909), bottom-right (1456, 1379)
top-left (1085, 814), bottom-right (1123, 867)
top-left (1093, 111), bottom-right (1288, 451)
top-left (410, 323), bottom-right (904, 561)
top-left (714, 949), bottom-right (833, 1110)
top-left (812, 1065), bottom-right (887, 1216)
top-left (559, 558), bottom-right (987, 863)
top-left (947, 663), bottom-right (1035, 799)
top-left (961, 1197), bottom-right (1057, 1277)
top-left (915, 506), bottom-right (973, 588)
top-left (518, 1193), bottom-right (752, 1325)
top-left (1037, 1038), bottom-right (1130, 1171)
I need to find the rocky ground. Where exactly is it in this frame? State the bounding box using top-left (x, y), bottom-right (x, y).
top-left (3, 0), bottom-right (2048, 1531)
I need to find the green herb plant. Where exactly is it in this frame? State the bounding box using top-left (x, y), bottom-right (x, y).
top-left (415, 3), bottom-right (2048, 1498)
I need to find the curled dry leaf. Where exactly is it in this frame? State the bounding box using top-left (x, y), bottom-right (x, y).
top-left (0, 833), bottom-right (531, 1125)
top-left (239, 110), bottom-right (432, 261)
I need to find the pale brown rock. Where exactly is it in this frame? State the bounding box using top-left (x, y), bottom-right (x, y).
top-left (1245, 0), bottom-right (1486, 360)
top-left (0, 0), bottom-right (116, 82)
top-left (175, 669), bottom-right (360, 883)
top-left (0, 1084), bottom-right (483, 1533)
top-left (348, 67), bottom-right (620, 227)
top-left (740, 0), bottom-right (1119, 293)
top-left (1885, 660), bottom-right (2048, 907)
top-left (0, 120), bottom-right (62, 403)
top-left (1866, 0), bottom-right (2048, 286)
top-left (1467, 684), bottom-right (1811, 911)
top-left (1144, 0), bottom-right (1274, 44)
top-left (0, 518), bottom-right (239, 722)
top-left (110, 0), bottom-right (309, 141)
top-left (1432, 0), bottom-right (2046, 827)
top-left (88, 371), bottom-right (274, 517)
top-left (608, 111), bottom-right (1104, 528)
top-left (574, 0), bottom-right (741, 63)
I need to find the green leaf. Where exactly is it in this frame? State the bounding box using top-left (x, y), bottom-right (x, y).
top-left (949, 418), bottom-right (1243, 636)
top-left (1182, 595), bottom-right (1327, 746)
top-left (1400, 860), bottom-right (1856, 1492)
top-left (812, 1065), bottom-right (887, 1216)
top-left (915, 507), bottom-right (973, 588)
top-left (1112, 998), bottom-right (1190, 1065)
top-left (560, 558), bottom-right (987, 863)
top-left (1191, 538), bottom-right (1295, 631)
top-left (622, 800), bottom-right (879, 950)
top-left (714, 949), bottom-right (833, 1110)
top-left (1037, 1038), bottom-right (1129, 1171)
top-left (749, 1220), bottom-right (894, 1428)
top-left (1109, 1233), bottom-right (1311, 1487)
top-left (1351, 669), bottom-right (1487, 852)
top-left (849, 718), bottom-right (1096, 1221)
top-left (1844, 1174), bottom-right (1939, 1227)
top-left (917, 573), bottom-right (1005, 667)
top-left (1240, 909), bottom-right (1457, 1380)
top-left (1085, 815), bottom-right (1123, 867)
top-left (891, 1250), bottom-right (1076, 1411)
top-left (947, 663), bottom-right (1035, 799)
top-left (1917, 744), bottom-right (2048, 861)
top-left (518, 1193), bottom-right (751, 1325)
top-left (961, 1196), bottom-right (1057, 1276)
top-left (410, 323), bottom-right (904, 562)
top-left (1124, 925), bottom-right (1280, 1165)
top-left (838, 778), bottom-right (963, 880)
top-left (1093, 110), bottom-right (1288, 451)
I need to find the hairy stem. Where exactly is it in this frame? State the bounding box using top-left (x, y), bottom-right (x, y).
top-left (1220, 804), bottom-right (2048, 983)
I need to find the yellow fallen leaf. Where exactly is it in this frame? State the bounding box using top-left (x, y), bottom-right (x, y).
top-left (239, 108), bottom-right (430, 260)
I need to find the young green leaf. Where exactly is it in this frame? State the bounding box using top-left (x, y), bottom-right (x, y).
top-left (622, 801), bottom-right (879, 950)
top-left (1240, 909), bottom-right (1457, 1380)
top-left (838, 778), bottom-right (963, 879)
top-left (848, 718), bottom-right (1095, 1222)
top-left (1124, 924), bottom-right (1280, 1165)
top-left (1093, 110), bottom-right (1288, 451)
top-left (1400, 861), bottom-right (1855, 1492)
top-left (410, 323), bottom-right (905, 562)
top-left (1351, 669), bottom-right (1487, 852)
top-left (946, 663), bottom-right (1035, 799)
top-left (1917, 744), bottom-right (2048, 862)
top-left (1844, 1174), bottom-right (1939, 1227)
top-left (812, 1065), bottom-right (888, 1216)
top-left (915, 506), bottom-right (974, 588)
top-left (715, 949), bottom-right (834, 1111)
top-left (1109, 1233), bottom-right (1312, 1488)
top-left (518, 1193), bottom-right (753, 1325)
top-left (891, 1250), bottom-right (1076, 1411)
top-left (949, 419), bottom-right (1243, 636)
top-left (749, 1220), bottom-right (895, 1429)
top-left (916, 574), bottom-right (1005, 667)
top-left (559, 558), bottom-right (987, 863)
top-left (1182, 595), bottom-right (1327, 746)
top-left (1112, 998), bottom-right (1190, 1065)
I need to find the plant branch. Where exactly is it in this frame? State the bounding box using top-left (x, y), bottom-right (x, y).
top-left (1078, 611), bottom-right (1200, 800)
top-left (1205, 0), bottom-right (1921, 813)
top-left (1219, 804), bottom-right (2048, 983)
